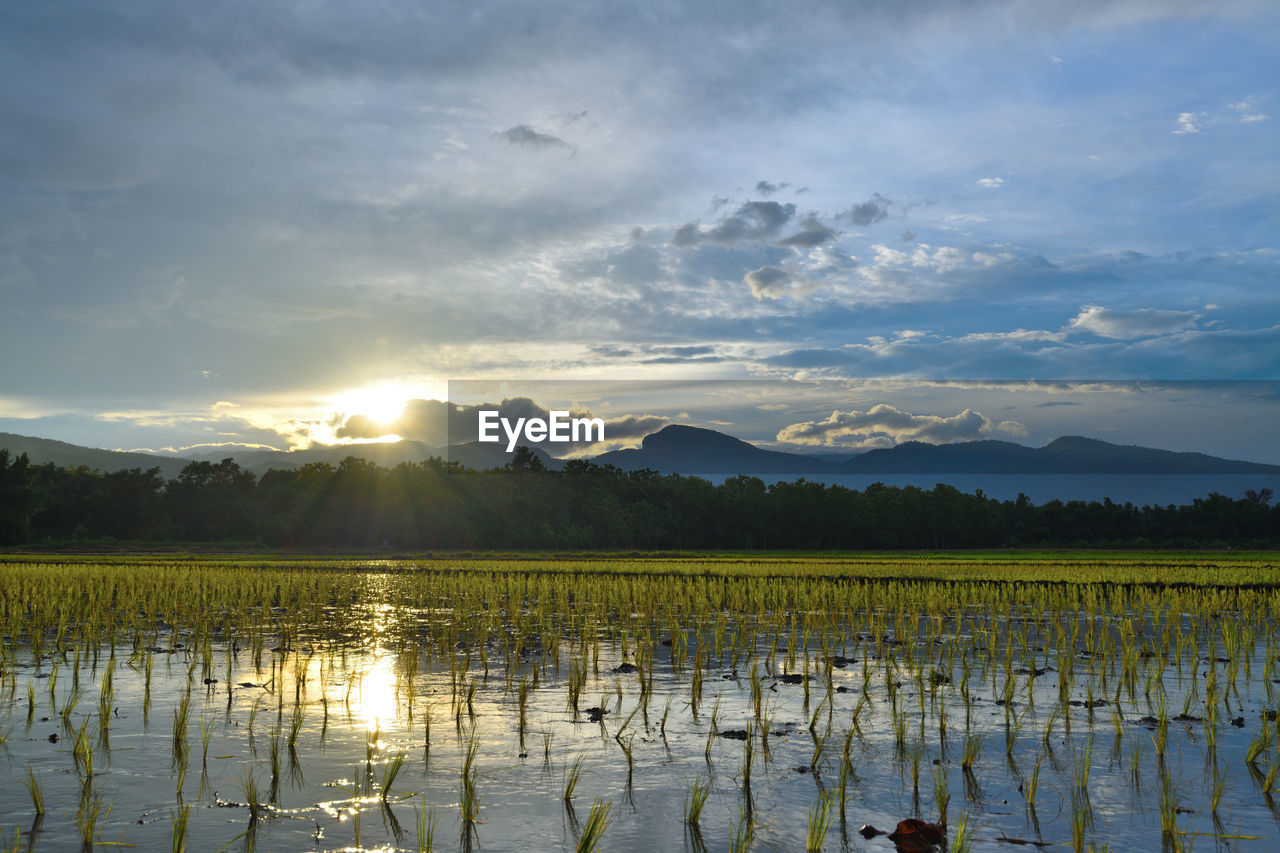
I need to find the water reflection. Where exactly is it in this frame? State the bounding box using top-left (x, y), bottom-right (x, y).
top-left (355, 653), bottom-right (399, 734)
top-left (4, 565), bottom-right (1280, 852)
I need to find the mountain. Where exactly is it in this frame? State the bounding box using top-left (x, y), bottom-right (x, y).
top-left (0, 432), bottom-right (192, 478)
top-left (838, 439), bottom-right (1039, 474)
top-left (4, 427), bottom-right (1277, 481)
top-left (840, 435), bottom-right (1280, 475)
top-left (591, 424), bottom-right (835, 474)
top-left (586, 426), bottom-right (1280, 476)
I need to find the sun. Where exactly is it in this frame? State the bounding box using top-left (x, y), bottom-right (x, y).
top-left (317, 378), bottom-right (446, 445)
top-left (330, 381), bottom-right (420, 426)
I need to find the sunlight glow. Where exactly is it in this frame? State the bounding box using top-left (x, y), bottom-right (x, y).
top-left (331, 382), bottom-right (416, 426)
top-left (358, 653), bottom-right (400, 733)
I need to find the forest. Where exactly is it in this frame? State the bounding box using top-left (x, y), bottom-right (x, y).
top-left (1, 446), bottom-right (1276, 549)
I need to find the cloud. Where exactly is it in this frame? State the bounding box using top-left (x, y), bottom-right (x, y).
top-left (1228, 96), bottom-right (1269, 123)
top-left (1172, 112), bottom-right (1204, 134)
top-left (846, 193), bottom-right (892, 226)
top-left (672, 201), bottom-right (797, 246)
top-left (777, 403), bottom-right (1027, 447)
top-left (495, 124), bottom-right (575, 152)
top-left (1067, 305), bottom-right (1199, 339)
top-left (561, 243), bottom-right (664, 287)
top-left (778, 217), bottom-right (837, 247)
top-left (976, 177), bottom-right (1005, 188)
top-left (744, 265), bottom-right (795, 300)
top-left (4, 0), bottom-right (1278, 448)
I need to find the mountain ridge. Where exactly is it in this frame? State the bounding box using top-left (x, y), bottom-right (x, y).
top-left (2, 426), bottom-right (1277, 478)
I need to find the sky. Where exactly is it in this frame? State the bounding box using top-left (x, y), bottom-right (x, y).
top-left (2, 1), bottom-right (1278, 461)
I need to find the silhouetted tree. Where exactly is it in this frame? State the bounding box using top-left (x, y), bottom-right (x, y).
top-left (0, 450), bottom-right (36, 544)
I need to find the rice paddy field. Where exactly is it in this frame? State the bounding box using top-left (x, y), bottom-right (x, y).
top-left (3, 552), bottom-right (1280, 852)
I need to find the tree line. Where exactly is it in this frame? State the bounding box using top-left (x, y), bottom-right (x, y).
top-left (1, 447), bottom-right (1277, 549)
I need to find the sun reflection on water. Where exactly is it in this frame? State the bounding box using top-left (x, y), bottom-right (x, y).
top-left (342, 601), bottom-right (405, 735)
top-left (356, 652), bottom-right (399, 734)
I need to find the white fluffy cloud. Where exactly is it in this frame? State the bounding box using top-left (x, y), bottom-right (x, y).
top-left (1173, 112), bottom-right (1204, 134)
top-left (776, 403), bottom-right (1027, 447)
top-left (1067, 305), bottom-right (1198, 339)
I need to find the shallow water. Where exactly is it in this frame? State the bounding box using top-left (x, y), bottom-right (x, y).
top-left (2, 568), bottom-right (1279, 852)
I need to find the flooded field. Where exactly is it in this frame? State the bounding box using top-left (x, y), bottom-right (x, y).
top-left (3, 554), bottom-right (1280, 851)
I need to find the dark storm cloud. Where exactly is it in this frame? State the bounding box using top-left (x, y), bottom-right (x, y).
top-left (846, 193), bottom-right (892, 226)
top-left (496, 124), bottom-right (575, 153)
top-left (778, 217), bottom-right (837, 247)
top-left (671, 201), bottom-right (796, 246)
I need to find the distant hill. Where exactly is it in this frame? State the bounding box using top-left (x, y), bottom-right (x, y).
top-left (587, 425), bottom-right (1280, 476)
top-left (592, 424), bottom-right (833, 474)
top-left (4, 426), bottom-right (1276, 481)
top-left (0, 432), bottom-right (191, 478)
top-left (840, 435), bottom-right (1280, 475)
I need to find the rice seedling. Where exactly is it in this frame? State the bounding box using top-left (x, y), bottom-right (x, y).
top-left (415, 797), bottom-right (437, 852)
top-left (563, 752), bottom-right (585, 802)
top-left (171, 800), bottom-right (190, 853)
top-left (619, 731), bottom-right (637, 787)
top-left (684, 776), bottom-right (710, 826)
top-left (728, 804), bottom-right (753, 853)
top-left (380, 751), bottom-right (407, 802)
top-left (287, 702), bottom-right (305, 748)
top-left (961, 732), bottom-right (983, 770)
top-left (199, 714), bottom-right (212, 765)
top-left (59, 684), bottom-right (82, 726)
top-left (1073, 738), bottom-right (1094, 792)
top-left (933, 764), bottom-right (950, 825)
top-left (576, 799), bottom-right (612, 853)
top-left (241, 768), bottom-right (264, 824)
top-left (172, 691), bottom-right (191, 762)
top-left (1026, 754), bottom-right (1042, 811)
top-left (2, 553), bottom-right (1280, 850)
top-left (76, 789), bottom-right (113, 848)
top-left (517, 676), bottom-right (531, 749)
top-left (950, 810), bottom-right (972, 853)
top-left (22, 765), bottom-right (44, 816)
top-left (805, 791), bottom-right (836, 851)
